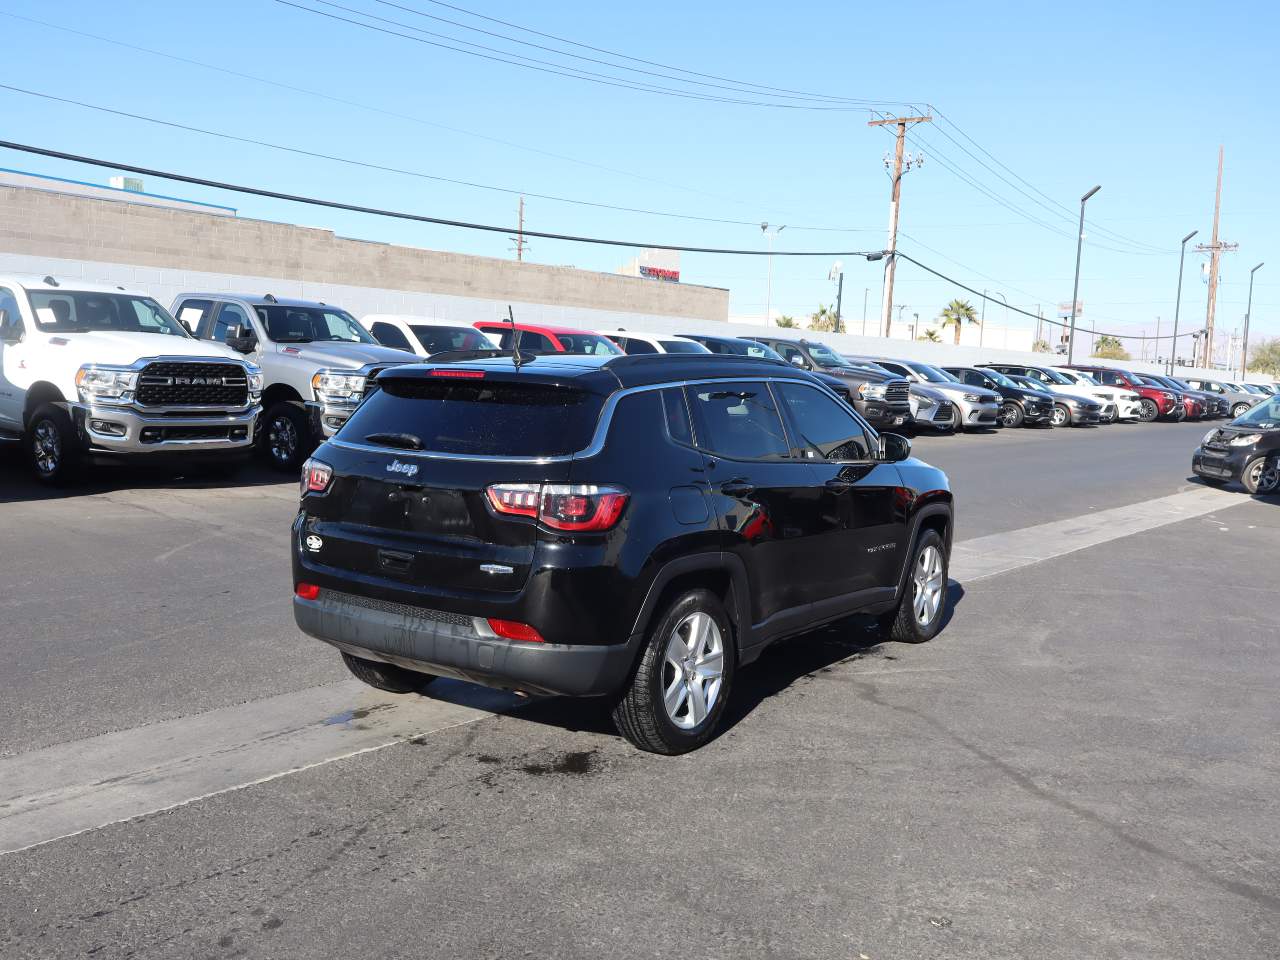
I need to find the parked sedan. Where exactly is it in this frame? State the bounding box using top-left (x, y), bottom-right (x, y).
top-left (1184, 377), bottom-right (1265, 419)
top-left (1134, 374), bottom-right (1205, 420)
top-left (941, 365), bottom-right (1055, 427)
top-left (1053, 368), bottom-right (1143, 421)
top-left (1192, 393), bottom-right (1280, 493)
top-left (982, 363), bottom-right (1120, 423)
top-left (861, 357), bottom-right (1003, 431)
top-left (1004, 374), bottom-right (1103, 426)
top-left (1145, 374), bottom-right (1225, 419)
top-left (1064, 364), bottom-right (1183, 422)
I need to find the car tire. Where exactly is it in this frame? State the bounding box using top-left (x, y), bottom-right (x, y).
top-left (1241, 456), bottom-right (1268, 495)
top-left (27, 403), bottom-right (82, 486)
top-left (1232, 402), bottom-right (1252, 418)
top-left (1050, 404), bottom-right (1071, 428)
top-left (262, 401), bottom-right (312, 472)
top-left (341, 652), bottom-right (435, 693)
top-left (999, 402), bottom-right (1024, 428)
top-left (612, 588), bottom-right (735, 755)
top-left (879, 528), bottom-right (949, 644)
top-left (1257, 457), bottom-right (1280, 495)
top-left (1138, 398), bottom-right (1159, 422)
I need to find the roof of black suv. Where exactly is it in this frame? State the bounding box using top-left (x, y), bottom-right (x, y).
top-left (375, 352), bottom-right (808, 393)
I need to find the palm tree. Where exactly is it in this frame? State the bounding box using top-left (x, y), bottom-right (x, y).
top-left (809, 304), bottom-right (838, 332)
top-left (938, 299), bottom-right (979, 345)
top-left (776, 315), bottom-right (798, 329)
top-left (918, 329), bottom-right (942, 343)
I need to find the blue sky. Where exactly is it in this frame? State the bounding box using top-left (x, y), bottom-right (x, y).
top-left (2, 0), bottom-right (1277, 356)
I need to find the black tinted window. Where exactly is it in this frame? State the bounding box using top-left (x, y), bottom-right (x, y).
top-left (212, 303), bottom-right (252, 343)
top-left (516, 331), bottom-right (554, 352)
top-left (619, 337), bottom-right (658, 355)
top-left (411, 325), bottom-right (493, 354)
top-left (556, 333), bottom-right (622, 356)
top-left (371, 322), bottom-right (413, 351)
top-left (661, 388), bottom-right (693, 444)
top-left (776, 382), bottom-right (870, 461)
top-left (687, 380), bottom-right (789, 461)
top-left (344, 377), bottom-right (604, 457)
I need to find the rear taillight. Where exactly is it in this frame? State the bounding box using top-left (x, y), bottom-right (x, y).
top-left (301, 458), bottom-right (333, 496)
top-left (486, 483), bottom-right (629, 531)
top-left (486, 618), bottom-right (545, 643)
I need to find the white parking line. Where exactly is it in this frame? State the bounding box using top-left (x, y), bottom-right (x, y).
top-left (0, 483), bottom-right (1250, 856)
top-left (0, 680), bottom-right (517, 855)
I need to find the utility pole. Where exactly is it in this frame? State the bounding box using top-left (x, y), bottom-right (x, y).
top-left (761, 223), bottom-right (785, 326)
top-left (1196, 147), bottom-right (1238, 369)
top-left (1067, 185), bottom-right (1101, 365)
top-left (1168, 229), bottom-right (1198, 373)
top-left (868, 113), bottom-right (931, 337)
top-left (861, 288), bottom-right (869, 336)
top-left (829, 262), bottom-right (845, 334)
top-left (510, 195), bottom-right (527, 261)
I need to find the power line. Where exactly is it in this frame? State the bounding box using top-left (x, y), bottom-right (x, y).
top-left (368, 0), bottom-right (868, 105)
top-left (0, 138), bottom-right (889, 257)
top-left (0, 82), bottom-right (867, 231)
top-left (278, 0), bottom-right (871, 111)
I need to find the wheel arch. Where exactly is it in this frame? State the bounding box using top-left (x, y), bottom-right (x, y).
top-left (628, 553), bottom-right (752, 656)
top-left (263, 382), bottom-right (305, 408)
top-left (892, 502), bottom-right (954, 600)
top-left (22, 381), bottom-right (67, 427)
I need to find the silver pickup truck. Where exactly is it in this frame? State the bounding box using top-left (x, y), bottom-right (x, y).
top-left (171, 293), bottom-right (413, 470)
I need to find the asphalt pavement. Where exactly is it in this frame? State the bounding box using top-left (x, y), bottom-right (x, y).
top-left (1, 418), bottom-right (1277, 959)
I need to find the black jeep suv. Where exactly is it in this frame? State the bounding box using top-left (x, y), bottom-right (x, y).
top-left (292, 353), bottom-right (953, 753)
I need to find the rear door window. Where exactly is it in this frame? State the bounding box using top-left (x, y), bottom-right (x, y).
top-left (176, 299), bottom-right (214, 337)
top-left (660, 388), bottom-right (694, 444)
top-left (686, 380), bottom-right (790, 461)
top-left (343, 376), bottom-right (605, 457)
top-left (370, 321), bottom-right (414, 351)
top-left (516, 331), bottom-right (555, 352)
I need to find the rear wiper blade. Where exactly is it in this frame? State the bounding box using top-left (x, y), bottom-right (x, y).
top-left (365, 432), bottom-right (424, 450)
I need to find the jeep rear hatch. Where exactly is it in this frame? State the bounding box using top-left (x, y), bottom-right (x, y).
top-left (301, 368), bottom-right (610, 595)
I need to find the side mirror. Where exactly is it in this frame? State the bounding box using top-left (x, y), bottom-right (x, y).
top-left (226, 324), bottom-right (258, 354)
top-left (789, 356), bottom-right (807, 368)
top-left (879, 432), bottom-right (911, 463)
top-left (0, 308), bottom-right (21, 344)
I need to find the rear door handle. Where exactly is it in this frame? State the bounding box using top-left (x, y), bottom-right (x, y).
top-left (719, 479), bottom-right (755, 498)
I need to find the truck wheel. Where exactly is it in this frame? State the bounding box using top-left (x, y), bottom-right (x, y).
top-left (1241, 457), bottom-right (1268, 495)
top-left (612, 588), bottom-right (735, 755)
top-left (262, 401), bottom-right (311, 472)
top-left (341, 652), bottom-right (435, 693)
top-left (27, 403), bottom-right (81, 485)
top-left (880, 529), bottom-right (949, 644)
top-left (1050, 404), bottom-right (1071, 428)
top-left (1232, 402), bottom-right (1252, 418)
top-left (999, 402), bottom-right (1024, 428)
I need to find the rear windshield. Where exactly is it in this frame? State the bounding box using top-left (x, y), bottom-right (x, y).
top-left (660, 340), bottom-right (707, 354)
top-left (342, 377), bottom-right (605, 457)
top-left (555, 333), bottom-right (623, 356)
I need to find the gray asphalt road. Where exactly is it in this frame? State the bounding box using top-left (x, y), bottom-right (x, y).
top-left (1, 421), bottom-right (1277, 959)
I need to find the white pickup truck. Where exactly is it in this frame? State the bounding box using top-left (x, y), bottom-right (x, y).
top-left (0, 275), bottom-right (262, 484)
top-left (170, 293), bottom-right (414, 470)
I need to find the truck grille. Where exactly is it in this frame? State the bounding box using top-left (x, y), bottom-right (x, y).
top-left (136, 362), bottom-right (248, 407)
top-left (885, 380), bottom-right (910, 405)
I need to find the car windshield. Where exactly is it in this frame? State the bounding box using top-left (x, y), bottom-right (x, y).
top-left (1168, 378), bottom-right (1193, 390)
top-left (906, 362), bottom-right (959, 384)
top-left (556, 333), bottom-right (623, 356)
top-left (1068, 371), bottom-right (1100, 385)
top-left (803, 342), bottom-right (848, 368)
top-left (659, 340), bottom-right (708, 354)
top-left (30, 291), bottom-right (190, 336)
top-left (257, 305), bottom-right (376, 344)
top-left (1014, 376), bottom-right (1051, 394)
top-left (1135, 375), bottom-right (1164, 387)
top-left (1231, 397), bottom-right (1278, 428)
top-left (1034, 367), bottom-right (1073, 384)
top-left (846, 359), bottom-right (896, 376)
top-left (977, 368), bottom-right (1016, 388)
top-left (410, 325), bottom-right (495, 355)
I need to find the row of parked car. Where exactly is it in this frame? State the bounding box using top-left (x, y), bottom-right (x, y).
top-left (1, 273), bottom-right (1276, 487)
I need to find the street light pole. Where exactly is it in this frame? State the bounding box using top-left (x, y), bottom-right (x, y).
top-left (829, 261), bottom-right (845, 334)
top-left (1066, 185), bottom-right (1101, 365)
top-left (861, 288), bottom-right (869, 336)
top-left (761, 223), bottom-right (785, 326)
top-left (1168, 229), bottom-right (1198, 374)
top-left (1241, 262), bottom-right (1264, 378)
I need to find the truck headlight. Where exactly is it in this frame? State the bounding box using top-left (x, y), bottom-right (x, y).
top-left (246, 366), bottom-right (264, 395)
top-left (311, 369), bottom-right (366, 404)
top-left (1229, 433), bottom-right (1262, 447)
top-left (857, 382), bottom-right (887, 400)
top-left (76, 364), bottom-right (138, 402)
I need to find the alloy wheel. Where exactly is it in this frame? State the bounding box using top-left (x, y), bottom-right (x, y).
top-left (912, 544), bottom-right (945, 627)
top-left (1139, 398), bottom-right (1158, 421)
top-left (32, 420), bottom-right (61, 477)
top-left (661, 611), bottom-right (724, 730)
top-left (1258, 459), bottom-right (1280, 494)
top-left (1245, 458), bottom-right (1266, 492)
top-left (1000, 404), bottom-right (1020, 427)
top-left (1051, 406), bottom-right (1069, 427)
top-left (268, 415), bottom-right (299, 466)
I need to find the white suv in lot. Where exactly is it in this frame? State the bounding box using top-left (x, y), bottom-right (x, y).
top-left (0, 276), bottom-right (262, 484)
top-left (360, 315), bottom-right (498, 358)
top-left (593, 330), bottom-right (711, 354)
top-left (172, 293), bottom-right (414, 470)
top-left (1053, 367), bottom-right (1142, 421)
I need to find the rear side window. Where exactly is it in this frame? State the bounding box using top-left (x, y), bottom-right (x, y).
top-left (660, 340), bottom-right (705, 354)
top-left (660, 388), bottom-right (693, 444)
top-left (687, 380), bottom-right (789, 461)
top-left (556, 333), bottom-right (623, 356)
top-left (517, 331), bottom-right (555, 352)
top-left (776, 382), bottom-right (871, 461)
top-left (176, 299), bottom-right (214, 336)
top-left (370, 321), bottom-right (413, 351)
top-left (344, 378), bottom-right (605, 457)
top-left (617, 337), bottom-right (657, 355)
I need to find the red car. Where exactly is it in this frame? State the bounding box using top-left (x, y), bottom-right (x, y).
top-left (1065, 365), bottom-right (1184, 422)
top-left (474, 320), bottom-right (623, 356)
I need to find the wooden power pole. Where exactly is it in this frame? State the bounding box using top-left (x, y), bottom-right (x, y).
top-left (1196, 147), bottom-right (1237, 368)
top-left (868, 114), bottom-right (931, 337)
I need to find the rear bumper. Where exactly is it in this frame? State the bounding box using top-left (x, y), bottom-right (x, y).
top-left (294, 588), bottom-right (638, 697)
top-left (70, 402), bottom-right (259, 454)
